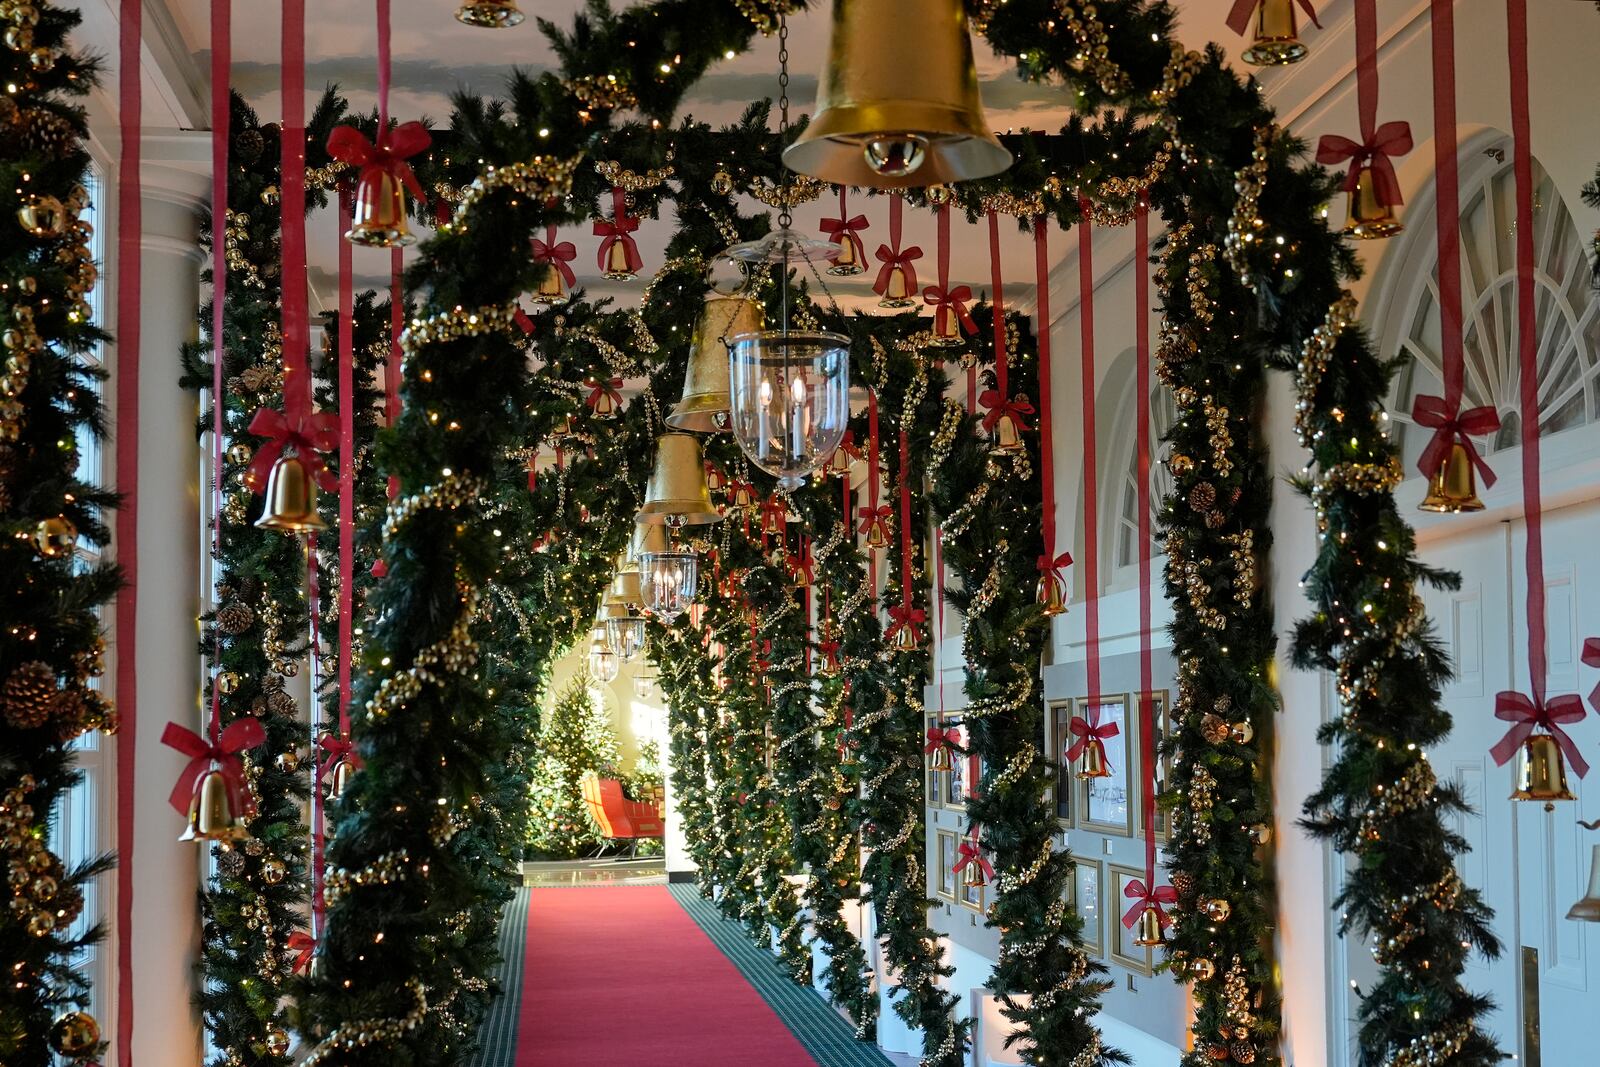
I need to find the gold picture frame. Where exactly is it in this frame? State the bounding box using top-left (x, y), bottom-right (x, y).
top-left (1048, 698), bottom-right (1074, 828)
top-left (1072, 694), bottom-right (1134, 837)
top-left (1068, 854), bottom-right (1104, 957)
top-left (1107, 862), bottom-right (1155, 976)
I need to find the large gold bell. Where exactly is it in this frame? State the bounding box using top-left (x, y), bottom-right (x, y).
top-left (892, 623), bottom-right (920, 652)
top-left (254, 453), bottom-right (328, 532)
top-left (1241, 0), bottom-right (1309, 67)
top-left (989, 411), bottom-right (1025, 455)
top-left (1510, 734), bottom-right (1576, 808)
top-left (1133, 906), bottom-right (1167, 948)
top-left (1342, 165), bottom-right (1403, 240)
top-left (179, 766), bottom-right (251, 843)
top-left (636, 433), bottom-right (722, 528)
top-left (929, 744), bottom-right (952, 773)
top-left (666, 296), bottom-right (764, 433)
top-left (1077, 737), bottom-right (1111, 780)
top-left (782, 0), bottom-right (1012, 188)
top-left (1418, 441), bottom-right (1484, 513)
top-left (629, 521), bottom-right (670, 569)
top-left (877, 264), bottom-right (917, 308)
top-left (345, 168), bottom-right (415, 248)
top-left (606, 567), bottom-right (643, 607)
top-left (1567, 844), bottom-right (1600, 923)
top-left (455, 0), bottom-right (523, 27)
top-left (324, 754), bottom-right (355, 802)
top-left (1036, 572), bottom-right (1066, 617)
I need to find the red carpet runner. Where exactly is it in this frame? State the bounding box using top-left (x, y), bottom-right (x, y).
top-left (516, 886), bottom-right (821, 1066)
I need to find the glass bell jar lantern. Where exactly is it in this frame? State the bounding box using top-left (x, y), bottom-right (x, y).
top-left (727, 329), bottom-right (851, 489)
top-left (587, 629), bottom-right (620, 683)
top-left (603, 604), bottom-right (647, 663)
top-left (637, 548), bottom-right (699, 624)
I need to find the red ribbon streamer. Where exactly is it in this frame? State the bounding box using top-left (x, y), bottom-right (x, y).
top-left (245, 407), bottom-right (340, 493)
top-left (532, 226), bottom-right (577, 287)
top-left (1583, 637), bottom-right (1600, 710)
top-left (896, 429), bottom-right (916, 636)
top-left (1430, 0), bottom-right (1466, 417)
top-left (821, 186), bottom-right (868, 269)
top-left (864, 388), bottom-right (883, 534)
top-left (1078, 201), bottom-right (1104, 721)
top-left (1315, 0), bottom-right (1411, 207)
top-left (1410, 395), bottom-right (1500, 484)
top-left (161, 717), bottom-right (266, 816)
top-left (594, 186), bottom-right (642, 275)
top-left (1035, 217), bottom-right (1060, 573)
top-left (922, 202), bottom-right (975, 337)
top-left (388, 247), bottom-right (403, 425)
top-left (1121, 878), bottom-right (1178, 929)
top-left (873, 194), bottom-right (922, 299)
top-left (1065, 715), bottom-right (1120, 762)
top-left (281, 0), bottom-right (309, 420)
top-left (326, 121), bottom-right (431, 202)
top-left (1490, 691), bottom-right (1589, 779)
top-left (337, 188), bottom-right (355, 749)
top-left (1226, 0), bottom-right (1320, 37)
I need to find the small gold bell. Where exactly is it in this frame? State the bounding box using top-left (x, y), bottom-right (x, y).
top-left (929, 745), bottom-right (953, 773)
top-left (877, 264), bottom-right (916, 308)
top-left (960, 858), bottom-right (987, 889)
top-left (892, 623), bottom-right (920, 652)
top-left (865, 521), bottom-right (890, 550)
top-left (730, 481), bottom-right (757, 510)
top-left (1077, 737), bottom-right (1112, 780)
top-left (929, 305), bottom-right (965, 348)
top-left (1342, 164), bottom-right (1404, 240)
top-left (827, 235), bottom-right (864, 277)
top-left (826, 444), bottom-right (855, 477)
top-left (989, 411), bottom-right (1025, 455)
top-left (1241, 0), bottom-right (1309, 67)
top-left (1510, 734), bottom-right (1576, 809)
top-left (179, 766), bottom-right (251, 843)
top-left (324, 755), bottom-right (355, 802)
top-left (1133, 906), bottom-right (1167, 948)
top-left (1418, 442), bottom-right (1484, 513)
top-left (345, 169), bottom-right (415, 248)
top-left (1036, 572), bottom-right (1066, 617)
top-left (601, 237), bottom-right (636, 280)
top-left (1567, 843), bottom-right (1600, 923)
top-left (254, 453), bottom-right (328, 532)
top-left (533, 263), bottom-right (568, 304)
top-left (455, 0), bottom-right (524, 27)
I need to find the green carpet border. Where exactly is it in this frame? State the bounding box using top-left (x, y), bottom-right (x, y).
top-left (668, 883), bottom-right (893, 1067)
top-left (464, 886), bottom-right (532, 1067)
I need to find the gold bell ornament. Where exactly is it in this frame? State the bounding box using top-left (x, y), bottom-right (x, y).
top-left (327, 122), bottom-right (431, 248)
top-left (607, 566), bottom-right (644, 607)
top-left (782, 0), bottom-right (1012, 187)
top-left (455, 0), bottom-right (524, 27)
top-left (989, 410), bottom-right (1025, 455)
top-left (49, 1011), bottom-right (100, 1056)
top-left (1510, 734), bottom-right (1577, 809)
top-left (1235, 0), bottom-right (1311, 67)
top-left (254, 453), bottom-right (328, 532)
top-left (928, 743), bottom-right (953, 773)
top-left (636, 433), bottom-right (723, 528)
top-left (1341, 164), bottom-right (1403, 240)
top-left (1133, 906), bottom-right (1168, 948)
top-left (1418, 442), bottom-right (1485, 513)
top-left (826, 434), bottom-right (859, 478)
top-left (956, 839), bottom-right (990, 888)
top-left (666, 296), bottom-right (765, 433)
top-left (323, 754), bottom-right (355, 802)
top-left (629, 521), bottom-right (671, 570)
top-left (530, 224), bottom-right (576, 304)
top-left (1567, 840), bottom-right (1600, 923)
top-left (1036, 567), bottom-right (1067, 617)
top-left (345, 169), bottom-right (413, 247)
top-left (1077, 737), bottom-right (1112, 780)
top-left (179, 765), bottom-right (252, 843)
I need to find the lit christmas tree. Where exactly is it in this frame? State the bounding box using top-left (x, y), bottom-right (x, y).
top-left (526, 674), bottom-right (620, 858)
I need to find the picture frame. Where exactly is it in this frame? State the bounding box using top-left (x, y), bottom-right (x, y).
top-left (1048, 698), bottom-right (1075, 827)
top-left (1107, 863), bottom-right (1155, 976)
top-left (1069, 854), bottom-right (1104, 958)
top-left (941, 713), bottom-right (968, 809)
top-left (1145, 689), bottom-right (1172, 843)
top-left (934, 830), bottom-right (957, 901)
top-left (1072, 694), bottom-right (1134, 836)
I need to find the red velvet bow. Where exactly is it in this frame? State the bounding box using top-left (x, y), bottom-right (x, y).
top-left (317, 734), bottom-right (362, 783)
top-left (1226, 0), bottom-right (1320, 36)
top-left (1122, 878), bottom-right (1178, 928)
top-left (161, 716), bottom-right (266, 816)
top-left (326, 121), bottom-right (431, 202)
top-left (819, 637), bottom-right (842, 672)
top-left (820, 213), bottom-right (868, 268)
top-left (584, 376), bottom-right (624, 414)
top-left (978, 389), bottom-right (1036, 433)
top-left (886, 603), bottom-right (926, 645)
top-left (953, 838), bottom-right (993, 880)
top-left (1490, 690), bottom-right (1589, 779)
top-left (531, 226), bottom-right (577, 287)
top-left (1316, 120), bottom-right (1414, 208)
top-left (1410, 394), bottom-right (1500, 486)
top-left (922, 283), bottom-right (977, 337)
top-left (594, 187), bottom-right (642, 275)
top-left (1038, 550), bottom-right (1073, 582)
top-left (754, 638), bottom-right (773, 675)
top-left (245, 407), bottom-right (339, 494)
top-left (924, 726), bottom-right (963, 755)
top-left (857, 504), bottom-right (893, 541)
top-left (873, 242), bottom-right (923, 299)
top-left (1065, 715), bottom-right (1120, 762)
top-left (759, 497), bottom-right (788, 536)
top-left (1584, 637), bottom-right (1600, 711)
top-left (287, 930), bottom-right (318, 975)
top-left (788, 547), bottom-right (815, 588)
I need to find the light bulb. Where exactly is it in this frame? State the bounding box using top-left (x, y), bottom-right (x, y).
top-left (758, 377), bottom-right (774, 406)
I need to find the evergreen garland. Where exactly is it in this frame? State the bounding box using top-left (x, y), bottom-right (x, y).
top-left (0, 3), bottom-right (116, 1063)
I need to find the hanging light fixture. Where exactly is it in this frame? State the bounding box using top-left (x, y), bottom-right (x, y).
top-left (587, 629), bottom-right (620, 683)
top-left (667, 295), bottom-right (765, 433)
top-left (638, 548), bottom-right (700, 624)
top-left (632, 672), bottom-right (657, 699)
top-left (602, 601), bottom-right (647, 663)
top-left (782, 0), bottom-right (1011, 188)
top-left (629, 521), bottom-right (670, 570)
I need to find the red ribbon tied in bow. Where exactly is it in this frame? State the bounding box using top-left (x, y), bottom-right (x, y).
top-left (1038, 550), bottom-right (1073, 584)
top-left (594, 187), bottom-right (642, 276)
top-left (788, 548), bottom-right (815, 588)
top-left (584, 376), bottom-right (624, 414)
top-left (245, 407), bottom-right (339, 494)
top-left (1315, 120), bottom-right (1414, 208)
top-left (922, 283), bottom-right (976, 337)
top-left (1121, 879), bottom-right (1178, 929)
top-left (953, 838), bottom-right (994, 880)
top-left (531, 226), bottom-right (577, 288)
top-left (885, 603), bottom-right (926, 645)
top-left (318, 734), bottom-right (363, 782)
top-left (760, 496), bottom-right (787, 536)
top-left (161, 716), bottom-right (266, 816)
top-left (978, 389), bottom-right (1036, 434)
top-left (820, 213), bottom-right (868, 269)
top-left (924, 726), bottom-right (963, 755)
top-left (1226, 0), bottom-right (1321, 36)
top-left (872, 242), bottom-right (923, 299)
top-left (819, 637), bottom-right (842, 673)
top-left (1489, 690), bottom-right (1589, 779)
top-left (326, 121), bottom-right (431, 202)
top-left (287, 930), bottom-right (318, 975)
top-left (1584, 637), bottom-right (1600, 711)
top-left (1065, 714), bottom-right (1120, 762)
top-left (1410, 394), bottom-right (1500, 486)
top-left (858, 503), bottom-right (893, 542)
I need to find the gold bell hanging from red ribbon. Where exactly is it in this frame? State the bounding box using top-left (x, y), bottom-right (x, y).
top-left (1036, 572), bottom-right (1066, 617)
top-left (326, 123), bottom-right (432, 249)
top-left (1419, 441), bottom-right (1485, 513)
top-left (255, 453), bottom-right (329, 533)
top-left (1341, 163), bottom-right (1404, 240)
top-left (928, 742), bottom-right (953, 773)
top-left (1510, 734), bottom-right (1577, 808)
top-left (179, 765), bottom-right (252, 844)
top-left (455, 0), bottom-right (524, 27)
top-left (531, 224), bottom-right (577, 304)
top-left (1133, 906), bottom-right (1167, 948)
top-left (346, 168), bottom-right (412, 247)
top-left (1077, 737), bottom-right (1112, 780)
top-left (1229, 0), bottom-right (1315, 67)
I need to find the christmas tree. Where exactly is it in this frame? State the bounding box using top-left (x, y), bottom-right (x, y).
top-left (526, 674), bottom-right (620, 859)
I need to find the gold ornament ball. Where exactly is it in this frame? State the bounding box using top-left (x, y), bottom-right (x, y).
top-left (216, 671), bottom-right (241, 695)
top-left (28, 46), bottom-right (54, 72)
top-left (12, 4), bottom-right (42, 27)
top-left (260, 858), bottom-right (286, 885)
top-left (50, 1011), bottom-right (99, 1055)
top-left (4, 24), bottom-right (33, 51)
top-left (1190, 957), bottom-right (1217, 981)
top-left (925, 183), bottom-right (953, 206)
top-left (264, 1024), bottom-right (290, 1057)
top-left (276, 750), bottom-right (301, 774)
top-left (26, 911), bottom-right (55, 936)
top-left (261, 185), bottom-right (280, 206)
top-left (1248, 822), bottom-right (1272, 845)
top-left (227, 442), bottom-right (253, 466)
top-left (1230, 720), bottom-right (1255, 744)
top-left (17, 194), bottom-right (67, 239)
top-left (710, 170), bottom-right (734, 197)
top-left (1203, 897), bottom-right (1232, 923)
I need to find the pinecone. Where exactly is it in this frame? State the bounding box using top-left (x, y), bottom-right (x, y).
top-left (48, 688), bottom-right (86, 740)
top-left (234, 127), bottom-right (265, 163)
top-left (266, 690), bottom-right (297, 718)
top-left (2, 661), bottom-right (56, 729)
top-left (1170, 871), bottom-right (1197, 899)
top-left (1206, 509), bottom-right (1226, 530)
top-left (238, 364), bottom-right (276, 392)
top-left (262, 674), bottom-right (285, 693)
top-left (1200, 713), bottom-right (1230, 744)
top-left (1187, 481), bottom-right (1218, 512)
top-left (16, 108), bottom-right (75, 158)
top-left (79, 690), bottom-right (116, 734)
top-left (217, 601), bottom-right (254, 635)
top-left (1230, 1042), bottom-right (1257, 1064)
top-left (217, 849), bottom-right (246, 877)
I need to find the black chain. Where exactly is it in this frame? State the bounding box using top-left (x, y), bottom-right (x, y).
top-left (777, 14), bottom-right (791, 233)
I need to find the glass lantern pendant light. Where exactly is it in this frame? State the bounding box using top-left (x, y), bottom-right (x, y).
top-left (637, 548), bottom-right (699, 625)
top-left (601, 601), bottom-right (647, 663)
top-left (587, 629), bottom-right (620, 683)
top-left (782, 0), bottom-right (1011, 188)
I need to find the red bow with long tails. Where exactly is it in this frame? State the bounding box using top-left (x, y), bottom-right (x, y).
top-left (760, 495), bottom-right (787, 536)
top-left (857, 503), bottom-right (893, 543)
top-left (922, 283), bottom-right (976, 337)
top-left (1410, 395), bottom-right (1500, 485)
top-left (1121, 878), bottom-right (1178, 929)
top-left (924, 726), bottom-right (963, 755)
top-left (245, 407), bottom-right (339, 494)
top-left (886, 603), bottom-right (926, 646)
top-left (531, 226), bottom-right (577, 287)
top-left (1226, 0), bottom-right (1321, 36)
top-left (326, 121), bottom-right (431, 201)
top-left (1038, 550), bottom-right (1073, 586)
top-left (873, 243), bottom-right (922, 299)
top-left (1489, 690), bottom-right (1589, 779)
top-left (287, 930), bottom-right (318, 975)
top-left (1316, 120), bottom-right (1414, 208)
top-left (161, 716), bottom-right (266, 816)
top-left (1065, 714), bottom-right (1120, 762)
top-left (317, 734), bottom-right (362, 783)
top-left (1584, 638), bottom-right (1600, 711)
top-left (953, 837), bottom-right (993, 880)
top-left (820, 212), bottom-right (868, 268)
top-left (819, 637), bottom-right (842, 673)
top-left (594, 187), bottom-right (642, 275)
top-left (978, 389), bottom-right (1036, 433)
top-left (788, 545), bottom-right (815, 588)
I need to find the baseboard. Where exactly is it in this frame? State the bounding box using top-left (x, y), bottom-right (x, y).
top-left (667, 870), bottom-right (697, 884)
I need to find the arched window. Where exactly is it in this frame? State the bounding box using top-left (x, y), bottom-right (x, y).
top-left (1381, 136), bottom-right (1600, 468)
top-left (1102, 347), bottom-right (1175, 588)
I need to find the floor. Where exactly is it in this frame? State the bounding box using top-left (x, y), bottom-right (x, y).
top-left (521, 857), bottom-right (668, 887)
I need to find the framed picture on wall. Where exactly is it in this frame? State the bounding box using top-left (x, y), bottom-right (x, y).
top-left (942, 714), bottom-right (968, 809)
top-left (958, 858), bottom-right (984, 912)
top-left (1069, 855), bottom-right (1103, 957)
top-left (1048, 699), bottom-right (1074, 827)
top-left (1145, 690), bottom-right (1172, 843)
top-left (1107, 863), bottom-right (1155, 976)
top-left (1073, 694), bottom-right (1134, 836)
top-left (934, 830), bottom-right (957, 901)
